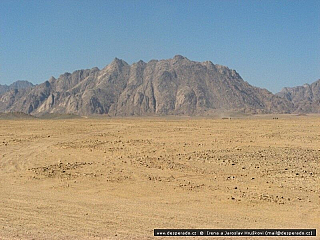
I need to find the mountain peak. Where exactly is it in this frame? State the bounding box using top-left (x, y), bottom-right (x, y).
top-left (276, 79), bottom-right (320, 113)
top-left (10, 80), bottom-right (34, 89)
top-left (104, 58), bottom-right (129, 70)
top-left (48, 76), bottom-right (56, 83)
top-left (101, 58), bottom-right (129, 72)
top-left (112, 57), bottom-right (128, 65)
top-left (173, 55), bottom-right (188, 61)
top-left (0, 80), bottom-right (34, 95)
top-left (137, 60), bottom-right (145, 64)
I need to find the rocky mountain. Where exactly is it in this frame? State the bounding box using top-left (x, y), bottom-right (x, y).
top-left (0, 80), bottom-right (34, 95)
top-left (0, 55), bottom-right (294, 116)
top-left (276, 79), bottom-right (320, 113)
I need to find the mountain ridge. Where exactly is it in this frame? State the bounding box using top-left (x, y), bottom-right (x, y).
top-left (276, 79), bottom-right (320, 113)
top-left (0, 56), bottom-right (317, 116)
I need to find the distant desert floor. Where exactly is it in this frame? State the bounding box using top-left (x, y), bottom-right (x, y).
top-left (0, 115), bottom-right (319, 239)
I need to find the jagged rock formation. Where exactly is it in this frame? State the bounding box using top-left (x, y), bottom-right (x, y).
top-left (0, 56), bottom-right (295, 116)
top-left (276, 79), bottom-right (320, 113)
top-left (0, 80), bottom-right (34, 95)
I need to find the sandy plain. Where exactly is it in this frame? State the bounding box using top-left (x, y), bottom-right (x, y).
top-left (0, 115), bottom-right (319, 239)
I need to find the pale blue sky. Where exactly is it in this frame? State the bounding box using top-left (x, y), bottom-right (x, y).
top-left (1, 0), bottom-right (319, 93)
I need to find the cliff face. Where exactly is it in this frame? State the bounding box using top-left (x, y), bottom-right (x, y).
top-left (0, 56), bottom-right (294, 116)
top-left (276, 79), bottom-right (320, 113)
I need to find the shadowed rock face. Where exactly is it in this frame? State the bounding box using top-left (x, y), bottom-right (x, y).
top-left (276, 79), bottom-right (320, 113)
top-left (0, 56), bottom-right (295, 116)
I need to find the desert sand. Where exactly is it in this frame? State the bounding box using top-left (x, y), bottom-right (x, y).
top-left (0, 115), bottom-right (319, 239)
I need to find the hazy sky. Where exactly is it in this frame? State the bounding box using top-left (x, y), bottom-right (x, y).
top-left (1, 0), bottom-right (319, 93)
